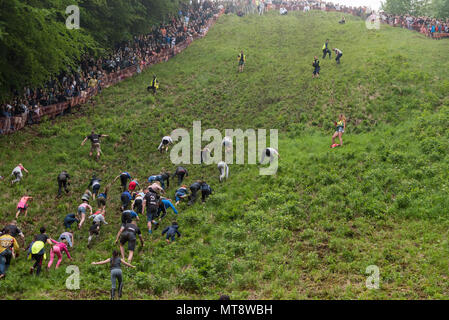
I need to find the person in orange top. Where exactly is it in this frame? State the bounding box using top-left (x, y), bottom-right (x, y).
top-left (16, 195), bottom-right (33, 219)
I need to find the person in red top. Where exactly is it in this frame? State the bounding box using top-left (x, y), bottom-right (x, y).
top-left (16, 195), bottom-right (33, 219)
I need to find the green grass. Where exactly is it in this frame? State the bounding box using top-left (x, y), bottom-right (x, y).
top-left (2, 10), bottom-right (449, 299)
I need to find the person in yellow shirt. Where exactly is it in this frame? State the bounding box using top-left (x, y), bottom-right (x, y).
top-left (0, 229), bottom-right (20, 279)
top-left (331, 114), bottom-right (346, 147)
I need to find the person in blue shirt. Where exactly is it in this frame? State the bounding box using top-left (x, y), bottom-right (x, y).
top-left (148, 173), bottom-right (170, 190)
top-left (162, 221), bottom-right (181, 243)
top-left (175, 186), bottom-right (189, 205)
top-left (120, 191), bottom-right (132, 211)
top-left (114, 172), bottom-right (132, 192)
top-left (97, 185), bottom-right (109, 209)
top-left (88, 175), bottom-right (102, 200)
top-left (158, 198), bottom-right (178, 219)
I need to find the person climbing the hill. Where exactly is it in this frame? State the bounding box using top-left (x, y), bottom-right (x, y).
top-left (313, 56), bottom-right (320, 78)
top-left (77, 199), bottom-right (93, 229)
top-left (217, 161), bottom-right (229, 182)
top-left (97, 185), bottom-right (109, 209)
top-left (162, 221), bottom-right (181, 243)
top-left (89, 208), bottom-right (108, 226)
top-left (11, 163), bottom-right (29, 185)
top-left (188, 180), bottom-right (203, 206)
top-left (261, 147), bottom-right (280, 164)
top-left (333, 48), bottom-right (343, 64)
top-left (238, 51), bottom-right (246, 73)
top-left (201, 147), bottom-right (211, 164)
top-left (81, 189), bottom-right (92, 202)
top-left (120, 190), bottom-right (133, 211)
top-left (57, 171), bottom-right (71, 198)
top-left (87, 222), bottom-right (101, 248)
top-left (175, 185), bottom-right (189, 205)
top-left (91, 250), bottom-right (135, 300)
top-left (339, 16), bottom-right (346, 24)
top-left (201, 182), bottom-right (213, 203)
top-left (132, 190), bottom-right (145, 215)
top-left (16, 195), bottom-right (33, 219)
top-left (115, 220), bottom-right (144, 263)
top-left (222, 136), bottom-right (233, 153)
top-left (121, 209), bottom-right (139, 227)
top-left (322, 39), bottom-right (331, 59)
top-left (148, 181), bottom-right (165, 195)
top-left (128, 179), bottom-right (139, 193)
top-left (47, 238), bottom-right (72, 270)
top-left (29, 227), bottom-right (52, 276)
top-left (159, 198), bottom-right (178, 219)
top-left (331, 114), bottom-right (346, 147)
top-left (173, 166), bottom-right (188, 186)
top-left (1, 221), bottom-right (25, 244)
top-left (81, 130), bottom-right (109, 160)
top-left (58, 232), bottom-right (74, 248)
top-left (143, 188), bottom-right (166, 234)
top-left (0, 228), bottom-right (20, 279)
top-left (158, 136), bottom-right (173, 153)
top-left (147, 75), bottom-right (159, 94)
top-left (63, 213), bottom-right (79, 230)
top-left (88, 175), bottom-right (102, 200)
top-left (114, 172), bottom-right (132, 192)
top-left (148, 173), bottom-right (170, 190)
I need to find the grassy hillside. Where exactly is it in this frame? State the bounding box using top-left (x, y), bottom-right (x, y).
top-left (2, 10), bottom-right (449, 299)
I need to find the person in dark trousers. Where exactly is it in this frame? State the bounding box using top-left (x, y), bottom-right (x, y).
top-left (97, 185), bottom-right (109, 209)
top-left (91, 250), bottom-right (135, 300)
top-left (120, 190), bottom-right (132, 211)
top-left (88, 175), bottom-right (102, 200)
top-left (201, 182), bottom-right (213, 203)
top-left (57, 171), bottom-right (71, 198)
top-left (162, 221), bottom-right (181, 243)
top-left (322, 39), bottom-right (331, 59)
top-left (188, 180), bottom-right (203, 205)
top-left (333, 48), bottom-right (343, 64)
top-left (0, 229), bottom-right (20, 279)
top-left (173, 167), bottom-right (189, 186)
top-left (28, 227), bottom-right (52, 276)
top-left (147, 75), bottom-right (159, 94)
top-left (63, 213), bottom-right (79, 230)
top-left (142, 188), bottom-right (166, 234)
top-left (313, 56), bottom-right (320, 78)
top-left (114, 172), bottom-right (132, 192)
top-left (114, 220), bottom-right (144, 263)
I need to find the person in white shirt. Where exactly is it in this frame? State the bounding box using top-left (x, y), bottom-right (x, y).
top-left (158, 136), bottom-right (173, 153)
top-left (222, 136), bottom-right (232, 153)
top-left (261, 148), bottom-right (280, 164)
top-left (217, 161), bottom-right (229, 182)
top-left (11, 163), bottom-right (29, 185)
top-left (333, 48), bottom-right (343, 64)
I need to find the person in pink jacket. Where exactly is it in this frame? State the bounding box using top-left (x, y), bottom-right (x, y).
top-left (47, 238), bottom-right (72, 269)
top-left (16, 195), bottom-right (33, 219)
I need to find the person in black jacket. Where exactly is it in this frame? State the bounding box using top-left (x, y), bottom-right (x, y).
top-left (162, 221), bottom-right (181, 243)
top-left (312, 56), bottom-right (320, 78)
top-left (57, 171), bottom-right (71, 198)
top-left (201, 182), bottom-right (213, 203)
top-left (172, 166), bottom-right (188, 186)
top-left (188, 180), bottom-right (202, 205)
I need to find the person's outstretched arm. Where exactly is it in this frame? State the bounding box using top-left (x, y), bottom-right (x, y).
top-left (161, 226), bottom-right (169, 235)
top-left (64, 246), bottom-right (72, 260)
top-left (92, 258), bottom-right (111, 265)
top-left (23, 167), bottom-right (29, 174)
top-left (81, 137), bottom-right (88, 146)
top-left (120, 259), bottom-right (135, 268)
top-left (168, 201), bottom-right (178, 214)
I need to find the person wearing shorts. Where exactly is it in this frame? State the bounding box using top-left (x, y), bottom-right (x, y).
top-left (143, 189), bottom-right (165, 234)
top-left (81, 130), bottom-right (109, 160)
top-left (16, 195), bottom-right (33, 219)
top-left (88, 175), bottom-right (102, 200)
top-left (77, 201), bottom-right (92, 229)
top-left (115, 221), bottom-right (143, 263)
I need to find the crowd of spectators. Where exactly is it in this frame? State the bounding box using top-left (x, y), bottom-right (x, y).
top-left (380, 13), bottom-right (449, 38)
top-left (0, 0), bottom-right (221, 135)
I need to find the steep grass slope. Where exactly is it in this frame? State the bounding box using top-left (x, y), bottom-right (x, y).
top-left (1, 10), bottom-right (449, 299)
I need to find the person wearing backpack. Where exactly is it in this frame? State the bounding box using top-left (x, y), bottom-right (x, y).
top-left (142, 188), bottom-right (166, 234)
